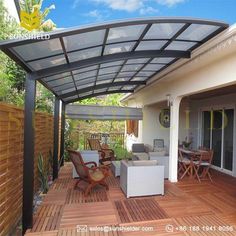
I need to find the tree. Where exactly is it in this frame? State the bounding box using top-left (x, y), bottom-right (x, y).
top-left (0, 0), bottom-right (55, 112)
top-left (0, 0), bottom-right (26, 103)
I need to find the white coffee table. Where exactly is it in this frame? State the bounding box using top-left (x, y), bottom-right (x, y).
top-left (111, 161), bottom-right (121, 177)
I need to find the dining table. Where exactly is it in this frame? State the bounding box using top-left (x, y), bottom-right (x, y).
top-left (178, 148), bottom-right (204, 179)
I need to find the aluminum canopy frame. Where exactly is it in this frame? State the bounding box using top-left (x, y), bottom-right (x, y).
top-left (0, 17), bottom-right (228, 103)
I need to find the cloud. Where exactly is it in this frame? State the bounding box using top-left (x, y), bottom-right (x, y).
top-left (84, 10), bottom-right (110, 22)
top-left (139, 6), bottom-right (159, 15)
top-left (156, 0), bottom-right (186, 7)
top-left (85, 10), bottom-right (104, 21)
top-left (74, 0), bottom-right (186, 15)
top-left (72, 0), bottom-right (80, 9)
top-left (92, 0), bottom-right (144, 12)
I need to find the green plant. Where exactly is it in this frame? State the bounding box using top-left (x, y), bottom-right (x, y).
top-left (38, 153), bottom-right (49, 194)
top-left (64, 120), bottom-right (75, 161)
top-left (182, 137), bottom-right (192, 149)
top-left (0, 0), bottom-right (55, 112)
top-left (19, 0), bottom-right (56, 31)
top-left (48, 150), bottom-right (53, 174)
top-left (113, 146), bottom-right (132, 160)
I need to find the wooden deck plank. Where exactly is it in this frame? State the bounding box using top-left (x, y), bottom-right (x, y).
top-left (120, 219), bottom-right (186, 236)
top-left (115, 199), bottom-right (168, 223)
top-left (174, 214), bottom-right (236, 236)
top-left (66, 188), bottom-right (108, 204)
top-left (25, 163), bottom-right (236, 236)
top-left (60, 202), bottom-right (118, 228)
top-left (25, 230), bottom-right (58, 236)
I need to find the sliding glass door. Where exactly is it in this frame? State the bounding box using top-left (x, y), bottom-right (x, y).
top-left (202, 111), bottom-right (211, 148)
top-left (202, 108), bottom-right (234, 172)
top-left (223, 109), bottom-right (234, 171)
top-left (212, 110), bottom-right (222, 168)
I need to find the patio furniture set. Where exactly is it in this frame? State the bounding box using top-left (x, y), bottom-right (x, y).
top-left (69, 139), bottom-right (168, 198)
top-left (69, 138), bottom-right (214, 198)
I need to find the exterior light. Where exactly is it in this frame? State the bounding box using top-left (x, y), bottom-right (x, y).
top-left (166, 94), bottom-right (172, 107)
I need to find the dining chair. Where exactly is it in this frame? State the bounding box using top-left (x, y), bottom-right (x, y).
top-left (193, 150), bottom-right (214, 182)
top-left (198, 146), bottom-right (211, 151)
top-left (178, 149), bottom-right (191, 179)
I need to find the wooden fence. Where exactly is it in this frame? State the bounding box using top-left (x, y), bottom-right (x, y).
top-left (0, 103), bottom-right (54, 236)
top-left (83, 132), bottom-right (125, 150)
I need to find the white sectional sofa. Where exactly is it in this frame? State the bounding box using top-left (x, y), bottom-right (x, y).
top-left (149, 153), bottom-right (169, 179)
top-left (131, 143), bottom-right (169, 179)
top-left (120, 160), bottom-right (164, 198)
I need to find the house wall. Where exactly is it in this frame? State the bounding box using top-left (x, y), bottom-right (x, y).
top-left (125, 24), bottom-right (236, 177)
top-left (189, 93), bottom-right (236, 147)
top-left (142, 102), bottom-right (169, 148)
top-left (126, 100), bottom-right (189, 150)
top-left (187, 93), bottom-right (236, 177)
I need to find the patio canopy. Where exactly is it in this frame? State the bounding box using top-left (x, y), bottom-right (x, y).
top-left (0, 17), bottom-right (229, 234)
top-left (0, 18), bottom-right (228, 103)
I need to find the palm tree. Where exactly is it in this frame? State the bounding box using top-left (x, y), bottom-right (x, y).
top-left (19, 0), bottom-right (56, 32)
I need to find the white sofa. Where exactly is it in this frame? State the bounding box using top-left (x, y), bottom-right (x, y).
top-left (120, 160), bottom-right (164, 198)
top-left (149, 153), bottom-right (169, 179)
top-left (131, 143), bottom-right (152, 160)
top-left (72, 150), bottom-right (99, 178)
top-left (132, 143), bottom-right (168, 161)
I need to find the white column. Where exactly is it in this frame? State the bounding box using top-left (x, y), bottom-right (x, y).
top-left (169, 96), bottom-right (182, 182)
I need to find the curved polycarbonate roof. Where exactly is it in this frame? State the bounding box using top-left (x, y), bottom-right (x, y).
top-left (0, 17), bottom-right (228, 103)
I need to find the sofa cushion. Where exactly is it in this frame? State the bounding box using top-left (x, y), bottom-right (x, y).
top-left (132, 155), bottom-right (139, 161)
top-left (150, 150), bottom-right (167, 156)
top-left (132, 160), bottom-right (158, 166)
top-left (132, 143), bottom-right (145, 152)
top-left (89, 169), bottom-right (104, 181)
top-left (133, 152), bottom-right (149, 160)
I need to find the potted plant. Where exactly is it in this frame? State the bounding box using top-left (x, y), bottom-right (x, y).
top-left (182, 136), bottom-right (192, 149)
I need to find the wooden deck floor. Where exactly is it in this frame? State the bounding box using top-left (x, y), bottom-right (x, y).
top-left (25, 163), bottom-right (236, 236)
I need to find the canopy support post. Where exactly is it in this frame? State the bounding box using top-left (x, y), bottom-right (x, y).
top-left (60, 102), bottom-right (66, 167)
top-left (23, 73), bottom-right (36, 234)
top-left (53, 97), bottom-right (60, 180)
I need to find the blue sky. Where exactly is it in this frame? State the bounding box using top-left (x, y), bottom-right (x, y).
top-left (45, 0), bottom-right (236, 28)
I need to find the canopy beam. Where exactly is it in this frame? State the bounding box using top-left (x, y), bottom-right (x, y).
top-left (59, 81), bottom-right (146, 99)
top-left (67, 90), bottom-right (134, 104)
top-left (35, 50), bottom-right (191, 79)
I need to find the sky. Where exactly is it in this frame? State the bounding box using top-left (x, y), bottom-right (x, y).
top-left (44, 0), bottom-right (236, 29)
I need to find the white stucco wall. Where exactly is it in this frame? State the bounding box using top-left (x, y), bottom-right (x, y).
top-left (126, 100), bottom-right (190, 150)
top-left (142, 102), bottom-right (169, 148)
